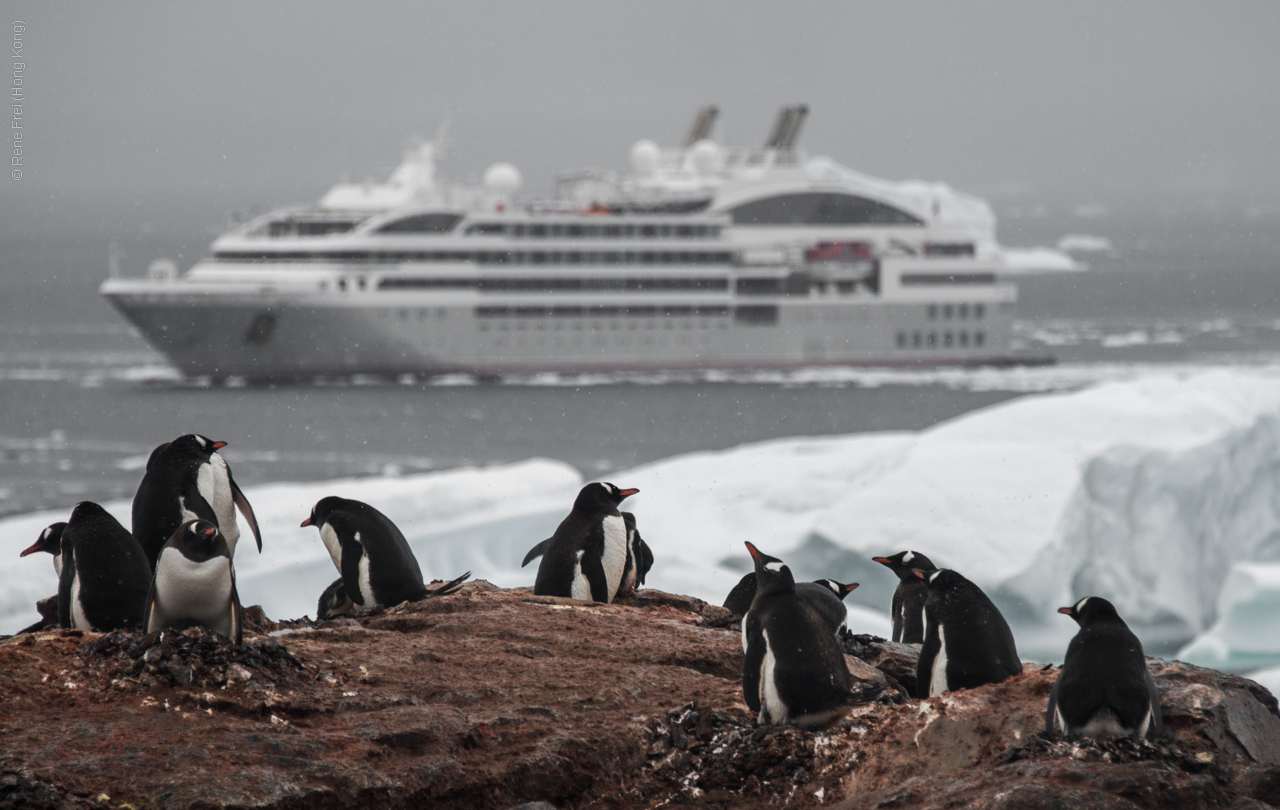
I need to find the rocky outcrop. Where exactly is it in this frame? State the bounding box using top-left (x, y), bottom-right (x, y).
top-left (1, 585), bottom-right (1279, 809)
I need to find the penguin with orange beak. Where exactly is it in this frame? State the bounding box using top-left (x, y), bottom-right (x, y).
top-left (526, 482), bottom-right (639, 603)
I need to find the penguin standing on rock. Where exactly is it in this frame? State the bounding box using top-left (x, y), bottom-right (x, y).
top-left (302, 496), bottom-right (469, 611)
top-left (144, 519), bottom-right (243, 643)
top-left (20, 522), bottom-right (67, 577)
top-left (741, 541), bottom-right (858, 728)
top-left (915, 568), bottom-right (1021, 698)
top-left (58, 502), bottom-right (151, 631)
top-left (132, 434), bottom-right (263, 569)
top-left (872, 551), bottom-right (937, 645)
top-left (523, 483), bottom-right (638, 603)
top-left (1046, 597), bottom-right (1163, 740)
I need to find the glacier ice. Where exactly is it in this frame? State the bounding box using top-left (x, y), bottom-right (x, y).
top-left (1178, 563), bottom-right (1280, 671)
top-left (2, 368), bottom-right (1279, 672)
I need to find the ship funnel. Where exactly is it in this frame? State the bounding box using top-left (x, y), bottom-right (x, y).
top-left (683, 106), bottom-right (720, 148)
top-left (764, 104), bottom-right (809, 149)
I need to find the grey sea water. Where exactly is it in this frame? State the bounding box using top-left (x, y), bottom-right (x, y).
top-left (2, 207), bottom-right (1279, 519)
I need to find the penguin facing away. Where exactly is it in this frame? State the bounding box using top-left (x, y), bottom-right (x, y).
top-left (528, 482), bottom-right (638, 603)
top-left (58, 502), bottom-right (152, 632)
top-left (873, 550), bottom-right (937, 645)
top-left (301, 496), bottom-right (469, 610)
top-left (144, 519), bottom-right (243, 644)
top-left (20, 522), bottom-right (67, 577)
top-left (915, 568), bottom-right (1021, 699)
top-left (740, 541), bottom-right (858, 728)
top-left (617, 511), bottom-right (653, 598)
top-left (316, 578), bottom-right (356, 621)
top-left (1046, 596), bottom-right (1163, 740)
top-left (132, 434), bottom-right (262, 569)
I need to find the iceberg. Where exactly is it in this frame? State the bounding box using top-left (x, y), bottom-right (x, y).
top-left (1178, 564), bottom-right (1280, 671)
top-left (3, 369), bottom-right (1279, 672)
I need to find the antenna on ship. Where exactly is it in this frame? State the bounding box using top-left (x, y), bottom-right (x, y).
top-left (764, 104), bottom-right (809, 149)
top-left (683, 106), bottom-right (719, 147)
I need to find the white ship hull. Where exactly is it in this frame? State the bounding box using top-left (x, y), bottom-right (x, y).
top-left (102, 258), bottom-right (1020, 379)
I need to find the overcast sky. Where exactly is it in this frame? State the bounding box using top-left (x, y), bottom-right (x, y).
top-left (2, 1), bottom-right (1277, 240)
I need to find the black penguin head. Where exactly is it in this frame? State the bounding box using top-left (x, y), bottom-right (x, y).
top-left (813, 578), bottom-right (860, 601)
top-left (574, 482), bottom-right (639, 512)
top-left (20, 522), bottom-right (66, 558)
top-left (301, 496), bottom-right (349, 529)
top-left (68, 501), bottom-right (114, 525)
top-left (912, 567), bottom-right (956, 590)
top-left (168, 519), bottom-right (226, 559)
top-left (873, 550), bottom-right (938, 581)
top-left (1058, 596), bottom-right (1124, 627)
top-left (168, 433), bottom-right (227, 460)
top-left (745, 541), bottom-right (795, 596)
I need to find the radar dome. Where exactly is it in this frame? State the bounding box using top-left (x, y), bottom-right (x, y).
top-left (483, 162), bottom-right (522, 193)
top-left (630, 139), bottom-right (660, 176)
top-left (690, 139), bottom-right (722, 175)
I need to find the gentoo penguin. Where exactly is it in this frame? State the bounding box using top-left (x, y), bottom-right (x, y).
top-left (526, 482), bottom-right (638, 603)
top-left (872, 551), bottom-right (938, 644)
top-left (144, 519), bottom-right (243, 644)
top-left (57, 502), bottom-right (151, 631)
top-left (722, 555), bottom-right (859, 636)
top-left (1046, 597), bottom-right (1163, 740)
top-left (740, 542), bottom-right (857, 728)
top-left (20, 522), bottom-right (67, 577)
top-left (915, 568), bottom-right (1021, 698)
top-left (131, 434), bottom-right (262, 569)
top-left (617, 511), bottom-right (653, 598)
top-left (301, 496), bottom-right (470, 610)
top-left (316, 578), bottom-right (355, 621)
top-left (806, 578), bottom-right (861, 636)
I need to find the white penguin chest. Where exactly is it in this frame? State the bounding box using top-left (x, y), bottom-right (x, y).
top-left (356, 551), bottom-right (375, 607)
top-left (153, 550), bottom-right (233, 630)
top-left (196, 457), bottom-right (240, 551)
top-left (319, 524), bottom-right (344, 571)
top-left (600, 515), bottom-right (628, 603)
top-left (70, 570), bottom-right (89, 630)
top-left (930, 623), bottom-right (949, 697)
top-left (760, 629), bottom-right (787, 724)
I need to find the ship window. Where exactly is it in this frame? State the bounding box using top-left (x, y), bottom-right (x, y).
top-left (975, 331), bottom-right (985, 346)
top-left (529, 224), bottom-right (547, 238)
top-left (912, 331), bottom-right (922, 347)
top-left (729, 192), bottom-right (923, 226)
top-left (959, 331), bottom-right (969, 347)
top-left (466, 222), bottom-right (506, 235)
top-left (974, 303), bottom-right (986, 320)
top-left (943, 304), bottom-right (953, 320)
top-left (944, 331), bottom-right (953, 347)
top-left (896, 331), bottom-right (906, 348)
top-left (378, 213), bottom-right (463, 234)
top-left (927, 332), bottom-right (937, 347)
top-left (734, 305), bottom-right (779, 326)
top-left (958, 303), bottom-right (969, 319)
top-left (927, 304), bottom-right (937, 320)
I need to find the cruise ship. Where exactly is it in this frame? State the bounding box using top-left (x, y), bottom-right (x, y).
top-left (100, 106), bottom-right (1067, 379)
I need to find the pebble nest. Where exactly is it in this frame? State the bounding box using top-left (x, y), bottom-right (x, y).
top-left (645, 701), bottom-right (855, 805)
top-left (76, 625), bottom-right (307, 691)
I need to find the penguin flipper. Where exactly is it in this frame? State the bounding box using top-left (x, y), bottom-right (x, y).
top-left (424, 571), bottom-right (471, 598)
top-left (1044, 674), bottom-right (1062, 740)
top-left (521, 538), bottom-right (552, 568)
top-left (143, 569), bottom-right (160, 634)
top-left (916, 608), bottom-right (940, 699)
top-left (741, 610), bottom-right (765, 714)
top-left (1143, 666), bottom-right (1163, 738)
top-left (228, 562), bottom-right (243, 645)
top-left (579, 524), bottom-right (611, 603)
top-left (230, 476), bottom-right (263, 553)
top-left (338, 535), bottom-right (367, 607)
top-left (56, 547), bottom-right (75, 630)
